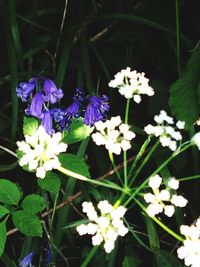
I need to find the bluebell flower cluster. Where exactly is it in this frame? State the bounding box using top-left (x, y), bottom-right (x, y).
top-left (20, 251), bottom-right (35, 267)
top-left (16, 77), bottom-right (110, 134)
top-left (20, 248), bottom-right (52, 267)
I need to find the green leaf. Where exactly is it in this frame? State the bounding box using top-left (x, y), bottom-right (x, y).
top-left (12, 210), bottom-right (42, 237)
top-left (154, 248), bottom-right (184, 267)
top-left (37, 172), bottom-right (60, 195)
top-left (0, 220), bottom-right (7, 257)
top-left (63, 219), bottom-right (89, 230)
top-left (23, 117), bottom-right (39, 136)
top-left (145, 216), bottom-right (160, 250)
top-left (63, 118), bottom-right (93, 145)
top-left (122, 246), bottom-right (141, 267)
top-left (0, 205), bottom-right (9, 219)
top-left (122, 256), bottom-right (141, 267)
top-left (21, 194), bottom-right (47, 214)
top-left (169, 47), bottom-right (200, 129)
top-left (59, 153), bottom-right (90, 178)
top-left (0, 179), bottom-right (21, 205)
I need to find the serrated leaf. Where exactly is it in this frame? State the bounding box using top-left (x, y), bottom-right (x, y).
top-left (21, 194), bottom-right (47, 214)
top-left (0, 220), bottom-right (7, 257)
top-left (23, 117), bottom-right (39, 136)
top-left (37, 172), bottom-right (60, 194)
top-left (59, 153), bottom-right (90, 178)
top-left (12, 210), bottom-right (42, 237)
top-left (154, 248), bottom-right (183, 267)
top-left (0, 179), bottom-right (21, 205)
top-left (63, 118), bottom-right (93, 145)
top-left (0, 205), bottom-right (9, 219)
top-left (169, 47), bottom-right (200, 129)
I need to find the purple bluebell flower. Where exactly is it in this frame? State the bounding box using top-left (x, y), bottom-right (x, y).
top-left (16, 78), bottom-right (38, 102)
top-left (45, 248), bottom-right (52, 264)
top-left (20, 251), bottom-right (34, 267)
top-left (51, 108), bottom-right (66, 123)
top-left (42, 110), bottom-right (55, 135)
top-left (26, 92), bottom-right (44, 119)
top-left (73, 87), bottom-right (85, 102)
top-left (84, 95), bottom-right (109, 126)
top-left (43, 79), bottom-right (64, 104)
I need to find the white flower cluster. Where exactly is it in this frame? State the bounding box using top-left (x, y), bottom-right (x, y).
top-left (108, 67), bottom-right (154, 103)
top-left (177, 218), bottom-right (200, 267)
top-left (144, 110), bottom-right (185, 151)
top-left (144, 175), bottom-right (188, 217)
top-left (16, 126), bottom-right (67, 178)
top-left (192, 132), bottom-right (200, 150)
top-left (76, 200), bottom-right (128, 253)
top-left (91, 116), bottom-right (135, 155)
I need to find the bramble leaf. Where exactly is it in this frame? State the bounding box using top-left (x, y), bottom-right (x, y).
top-left (63, 118), bottom-right (93, 145)
top-left (23, 117), bottom-right (39, 136)
top-left (12, 210), bottom-right (42, 237)
top-left (169, 47), bottom-right (200, 129)
top-left (0, 220), bottom-right (7, 257)
top-left (59, 153), bottom-right (90, 178)
top-left (37, 172), bottom-right (60, 195)
top-left (0, 179), bottom-right (21, 205)
top-left (21, 194), bottom-right (47, 214)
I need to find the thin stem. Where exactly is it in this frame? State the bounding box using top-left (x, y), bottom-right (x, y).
top-left (130, 196), bottom-right (184, 242)
top-left (178, 174), bottom-right (200, 182)
top-left (129, 140), bottom-right (159, 187)
top-left (108, 151), bottom-right (123, 184)
top-left (127, 142), bottom-right (193, 200)
top-left (42, 221), bottom-right (70, 267)
top-left (50, 194), bottom-right (58, 226)
top-left (124, 98), bottom-right (131, 187)
top-left (81, 246), bottom-right (98, 267)
top-left (175, 0), bottom-right (181, 76)
top-left (57, 166), bottom-right (123, 191)
top-left (0, 145), bottom-right (17, 157)
top-left (128, 136), bottom-right (151, 178)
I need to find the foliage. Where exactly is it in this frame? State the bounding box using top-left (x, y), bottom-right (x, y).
top-left (0, 1), bottom-right (200, 266)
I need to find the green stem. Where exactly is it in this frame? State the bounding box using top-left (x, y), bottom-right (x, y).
top-left (130, 196), bottom-right (184, 242)
top-left (50, 194), bottom-right (58, 226)
top-left (128, 136), bottom-right (151, 178)
top-left (175, 0), bottom-right (181, 76)
top-left (125, 98), bottom-right (131, 124)
top-left (124, 99), bottom-right (131, 187)
top-left (108, 151), bottom-right (123, 184)
top-left (129, 140), bottom-right (159, 187)
top-left (178, 174), bottom-right (200, 182)
top-left (128, 142), bottom-right (192, 199)
top-left (81, 246), bottom-right (98, 267)
top-left (57, 166), bottom-right (123, 191)
top-left (42, 221), bottom-right (70, 266)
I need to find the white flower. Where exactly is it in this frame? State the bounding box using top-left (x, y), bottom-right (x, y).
top-left (148, 175), bottom-right (162, 189)
top-left (164, 205), bottom-right (175, 217)
top-left (92, 116), bottom-right (135, 155)
top-left (168, 177), bottom-right (179, 190)
top-left (108, 68), bottom-right (154, 102)
top-left (17, 126), bottom-right (67, 178)
top-left (176, 121), bottom-right (185, 129)
top-left (192, 132), bottom-right (200, 150)
top-left (76, 200), bottom-right (128, 253)
top-left (144, 175), bottom-right (188, 218)
top-left (177, 218), bottom-right (200, 267)
top-left (144, 110), bottom-right (184, 151)
top-left (146, 203), bottom-right (163, 217)
top-left (171, 195), bottom-right (188, 207)
top-left (159, 190), bottom-right (170, 201)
